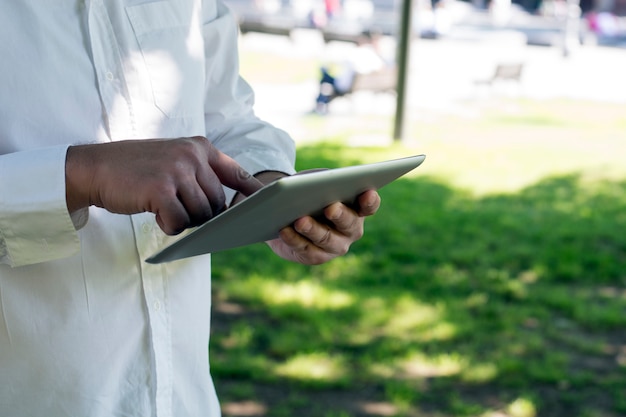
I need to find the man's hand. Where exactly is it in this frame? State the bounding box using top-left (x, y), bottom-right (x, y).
top-left (65, 137), bottom-right (263, 235)
top-left (266, 189), bottom-right (381, 265)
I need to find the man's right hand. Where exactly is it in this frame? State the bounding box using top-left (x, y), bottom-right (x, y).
top-left (65, 137), bottom-right (263, 235)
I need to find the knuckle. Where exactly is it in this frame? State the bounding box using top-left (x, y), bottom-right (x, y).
top-left (337, 242), bottom-right (350, 256)
top-left (190, 135), bottom-right (207, 143)
top-left (349, 217), bottom-right (364, 238)
top-left (237, 167), bottom-right (253, 182)
top-left (315, 228), bottom-right (333, 246)
top-left (174, 137), bottom-right (204, 160)
top-left (152, 181), bottom-right (177, 200)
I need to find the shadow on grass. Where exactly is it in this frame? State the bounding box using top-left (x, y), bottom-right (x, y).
top-left (210, 144), bottom-right (626, 417)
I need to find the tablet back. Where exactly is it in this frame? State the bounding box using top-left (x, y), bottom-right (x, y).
top-left (146, 154), bottom-right (425, 263)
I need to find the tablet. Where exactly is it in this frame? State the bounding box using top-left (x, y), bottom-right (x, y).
top-left (146, 154), bottom-right (426, 263)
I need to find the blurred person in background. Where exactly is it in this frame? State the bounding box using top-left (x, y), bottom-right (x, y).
top-left (314, 29), bottom-right (393, 114)
top-left (0, 1), bottom-right (381, 416)
top-left (325, 0), bottom-right (342, 20)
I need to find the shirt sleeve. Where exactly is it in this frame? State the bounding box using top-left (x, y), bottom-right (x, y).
top-left (0, 145), bottom-right (80, 267)
top-left (201, 0), bottom-right (297, 203)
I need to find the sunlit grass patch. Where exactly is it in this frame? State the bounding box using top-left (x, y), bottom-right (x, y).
top-left (397, 352), bottom-right (465, 378)
top-left (219, 274), bottom-right (355, 310)
top-left (275, 352), bottom-right (350, 387)
top-left (506, 397), bottom-right (538, 417)
top-left (261, 278), bottom-right (354, 310)
top-left (361, 294), bottom-right (449, 341)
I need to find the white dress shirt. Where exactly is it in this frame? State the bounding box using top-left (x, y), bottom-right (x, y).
top-left (0, 1), bottom-right (295, 416)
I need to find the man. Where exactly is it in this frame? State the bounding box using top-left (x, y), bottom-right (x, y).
top-left (0, 1), bottom-right (380, 416)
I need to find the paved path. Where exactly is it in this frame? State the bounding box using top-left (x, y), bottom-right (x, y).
top-left (238, 29), bottom-right (626, 141)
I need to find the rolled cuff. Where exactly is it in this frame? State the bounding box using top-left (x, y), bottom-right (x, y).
top-left (0, 145), bottom-right (80, 267)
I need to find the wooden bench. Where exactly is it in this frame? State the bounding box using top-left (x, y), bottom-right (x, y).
top-left (475, 63), bottom-right (524, 86)
top-left (350, 67), bottom-right (397, 95)
top-left (238, 18), bottom-right (293, 38)
top-left (321, 30), bottom-right (362, 45)
top-left (316, 67), bottom-right (396, 114)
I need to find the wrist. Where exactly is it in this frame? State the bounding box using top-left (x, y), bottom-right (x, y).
top-left (65, 145), bottom-right (95, 213)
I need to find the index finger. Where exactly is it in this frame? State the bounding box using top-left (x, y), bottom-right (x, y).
top-left (207, 146), bottom-right (264, 197)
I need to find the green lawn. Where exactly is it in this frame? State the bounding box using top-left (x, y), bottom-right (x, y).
top-left (210, 93), bottom-right (626, 417)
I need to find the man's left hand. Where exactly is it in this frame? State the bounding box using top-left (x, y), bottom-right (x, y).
top-left (266, 190), bottom-right (381, 265)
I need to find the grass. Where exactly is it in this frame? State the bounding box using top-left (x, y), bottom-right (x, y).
top-left (210, 40), bottom-right (626, 417)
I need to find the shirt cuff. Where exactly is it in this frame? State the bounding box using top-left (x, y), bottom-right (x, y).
top-left (0, 145), bottom-right (80, 267)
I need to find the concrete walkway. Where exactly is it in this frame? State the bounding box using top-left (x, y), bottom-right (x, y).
top-left (238, 28), bottom-right (626, 142)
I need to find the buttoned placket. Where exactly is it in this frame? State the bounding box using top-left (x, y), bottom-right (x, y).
top-left (85, 1), bottom-right (173, 416)
top-left (134, 216), bottom-right (174, 417)
top-left (86, 0), bottom-right (136, 139)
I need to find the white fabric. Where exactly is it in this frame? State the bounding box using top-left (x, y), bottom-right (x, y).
top-left (0, 1), bottom-right (295, 416)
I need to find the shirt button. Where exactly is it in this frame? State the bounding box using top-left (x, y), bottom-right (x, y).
top-left (153, 300), bottom-right (162, 311)
top-left (142, 223), bottom-right (153, 233)
top-left (105, 71), bottom-right (114, 81)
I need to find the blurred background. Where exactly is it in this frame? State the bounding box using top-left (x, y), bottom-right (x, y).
top-left (210, 0), bottom-right (626, 416)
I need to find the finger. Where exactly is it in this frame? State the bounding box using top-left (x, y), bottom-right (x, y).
top-left (355, 190), bottom-right (381, 216)
top-left (176, 181), bottom-right (215, 227)
top-left (293, 216), bottom-right (351, 256)
top-left (278, 226), bottom-right (312, 252)
top-left (154, 197), bottom-right (191, 235)
top-left (194, 163), bottom-right (227, 216)
top-left (323, 203), bottom-right (365, 241)
top-left (206, 145), bottom-right (264, 197)
top-left (276, 226), bottom-right (335, 265)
